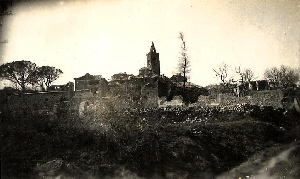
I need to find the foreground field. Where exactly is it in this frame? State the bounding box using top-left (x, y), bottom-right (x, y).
top-left (217, 142), bottom-right (300, 179)
top-left (1, 105), bottom-right (299, 179)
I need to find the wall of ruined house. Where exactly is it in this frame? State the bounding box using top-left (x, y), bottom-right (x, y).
top-left (196, 95), bottom-right (213, 106)
top-left (140, 77), bottom-right (159, 108)
top-left (72, 91), bottom-right (158, 117)
top-left (159, 96), bottom-right (184, 107)
top-left (7, 92), bottom-right (68, 115)
top-left (73, 90), bottom-right (93, 100)
top-left (78, 94), bottom-right (155, 116)
top-left (6, 77), bottom-right (159, 117)
top-left (197, 90), bottom-right (283, 108)
top-left (140, 92), bottom-right (159, 108)
top-left (74, 80), bottom-right (89, 91)
top-left (103, 95), bottom-right (138, 109)
top-left (105, 76), bottom-right (159, 109)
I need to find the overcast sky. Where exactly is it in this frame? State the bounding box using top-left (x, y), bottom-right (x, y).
top-left (0, 0), bottom-right (299, 88)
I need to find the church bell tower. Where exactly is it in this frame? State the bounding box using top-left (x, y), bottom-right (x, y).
top-left (146, 42), bottom-right (160, 76)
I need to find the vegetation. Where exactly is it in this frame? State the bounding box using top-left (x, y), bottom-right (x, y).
top-left (212, 62), bottom-right (236, 93)
top-left (178, 32), bottom-right (190, 93)
top-left (29, 66), bottom-right (63, 91)
top-left (264, 65), bottom-right (300, 88)
top-left (0, 60), bottom-right (37, 92)
top-left (0, 60), bottom-right (63, 92)
top-left (212, 63), bottom-right (300, 97)
top-left (1, 54), bottom-right (299, 179)
top-left (235, 66), bottom-right (255, 83)
top-left (2, 100), bottom-right (299, 179)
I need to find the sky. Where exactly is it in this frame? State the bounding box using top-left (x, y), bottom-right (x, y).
top-left (0, 0), bottom-right (299, 88)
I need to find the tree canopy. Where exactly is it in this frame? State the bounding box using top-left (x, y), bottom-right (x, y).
top-left (0, 60), bottom-right (37, 92)
top-left (29, 66), bottom-right (63, 91)
top-left (0, 60), bottom-right (63, 92)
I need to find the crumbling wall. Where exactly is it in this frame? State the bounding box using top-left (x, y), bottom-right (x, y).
top-left (159, 96), bottom-right (183, 107)
top-left (217, 90), bottom-right (283, 108)
top-left (73, 90), bottom-right (93, 100)
top-left (196, 90), bottom-right (283, 108)
top-left (7, 92), bottom-right (67, 116)
top-left (196, 95), bottom-right (213, 106)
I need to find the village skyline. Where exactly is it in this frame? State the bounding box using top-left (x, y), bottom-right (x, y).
top-left (0, 0), bottom-right (299, 88)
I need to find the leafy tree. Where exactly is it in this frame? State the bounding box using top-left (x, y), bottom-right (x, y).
top-left (178, 32), bottom-right (190, 91)
top-left (264, 65), bottom-right (300, 88)
top-left (29, 66), bottom-right (63, 91)
top-left (0, 60), bottom-right (37, 92)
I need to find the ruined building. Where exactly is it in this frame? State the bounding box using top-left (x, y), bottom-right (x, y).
top-left (74, 73), bottom-right (108, 96)
top-left (73, 42), bottom-right (162, 108)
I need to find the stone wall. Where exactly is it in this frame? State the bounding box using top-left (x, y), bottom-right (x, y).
top-left (80, 94), bottom-right (158, 116)
top-left (73, 90), bottom-right (93, 100)
top-left (196, 95), bottom-right (213, 106)
top-left (197, 90), bottom-right (283, 108)
top-left (7, 92), bottom-right (68, 115)
top-left (159, 96), bottom-right (183, 107)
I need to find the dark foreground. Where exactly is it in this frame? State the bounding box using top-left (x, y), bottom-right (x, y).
top-left (1, 105), bottom-right (300, 179)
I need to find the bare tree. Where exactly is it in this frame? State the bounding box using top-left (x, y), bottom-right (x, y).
top-left (264, 65), bottom-right (300, 88)
top-left (213, 62), bottom-right (235, 93)
top-left (213, 62), bottom-right (232, 84)
top-left (234, 66), bottom-right (255, 96)
top-left (178, 32), bottom-right (190, 90)
top-left (264, 67), bottom-right (280, 83)
top-left (243, 68), bottom-right (255, 82)
top-left (235, 66), bottom-right (255, 83)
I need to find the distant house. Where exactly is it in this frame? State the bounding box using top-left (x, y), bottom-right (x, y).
top-left (48, 82), bottom-right (74, 92)
top-left (170, 73), bottom-right (187, 85)
top-left (111, 72), bottom-right (134, 81)
top-left (74, 73), bottom-right (108, 95)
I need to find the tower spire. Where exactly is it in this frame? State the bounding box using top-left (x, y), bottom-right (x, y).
top-left (150, 41), bottom-right (156, 52)
top-left (147, 42), bottom-right (160, 75)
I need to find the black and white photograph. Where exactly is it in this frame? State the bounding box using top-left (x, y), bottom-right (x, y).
top-left (1, 0), bottom-right (300, 178)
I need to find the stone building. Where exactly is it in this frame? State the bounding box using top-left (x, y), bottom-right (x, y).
top-left (170, 73), bottom-right (187, 86)
top-left (108, 72), bottom-right (136, 97)
top-left (74, 73), bottom-right (108, 96)
top-left (139, 67), bottom-right (155, 78)
top-left (111, 72), bottom-right (134, 81)
top-left (72, 42), bottom-right (162, 108)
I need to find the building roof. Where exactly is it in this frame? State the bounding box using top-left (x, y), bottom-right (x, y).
top-left (74, 73), bottom-right (102, 80)
top-left (111, 72), bottom-right (134, 80)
